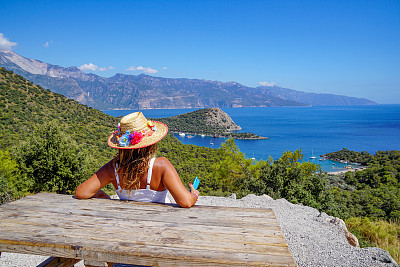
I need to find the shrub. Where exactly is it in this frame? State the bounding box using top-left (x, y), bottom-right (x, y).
top-left (12, 123), bottom-right (91, 194)
top-left (346, 217), bottom-right (400, 263)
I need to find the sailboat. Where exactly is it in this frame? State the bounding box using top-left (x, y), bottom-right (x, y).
top-left (310, 150), bottom-right (316, 159)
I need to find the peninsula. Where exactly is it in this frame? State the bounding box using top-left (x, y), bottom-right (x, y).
top-left (155, 108), bottom-right (269, 140)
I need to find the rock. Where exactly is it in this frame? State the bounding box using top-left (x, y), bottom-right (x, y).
top-left (346, 231), bottom-right (360, 247)
top-left (261, 194), bottom-right (273, 200)
top-left (329, 217), bottom-right (360, 247)
top-left (329, 217), bottom-right (347, 230)
top-left (204, 108), bottom-right (242, 131)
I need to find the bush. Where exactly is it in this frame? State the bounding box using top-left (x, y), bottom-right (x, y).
top-left (0, 150), bottom-right (27, 204)
top-left (346, 217), bottom-right (400, 264)
top-left (12, 123), bottom-right (91, 194)
top-left (0, 175), bottom-right (16, 205)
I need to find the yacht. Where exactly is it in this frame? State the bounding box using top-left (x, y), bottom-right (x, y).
top-left (178, 133), bottom-right (185, 137)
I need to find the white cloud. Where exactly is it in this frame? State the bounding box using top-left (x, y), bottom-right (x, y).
top-left (126, 65), bottom-right (158, 74)
top-left (126, 66), bottom-right (137, 71)
top-left (162, 67), bottom-right (168, 70)
top-left (258, 81), bottom-right (277, 87)
top-left (43, 40), bottom-right (53, 48)
top-left (79, 63), bottom-right (113, 72)
top-left (0, 33), bottom-right (17, 51)
top-left (79, 63), bottom-right (98, 71)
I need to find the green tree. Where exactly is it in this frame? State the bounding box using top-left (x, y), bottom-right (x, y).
top-left (13, 123), bottom-right (91, 194)
top-left (211, 139), bottom-right (258, 196)
top-left (258, 149), bottom-right (327, 208)
top-left (0, 150), bottom-right (22, 204)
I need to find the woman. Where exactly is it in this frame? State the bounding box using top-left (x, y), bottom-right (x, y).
top-left (75, 112), bottom-right (199, 208)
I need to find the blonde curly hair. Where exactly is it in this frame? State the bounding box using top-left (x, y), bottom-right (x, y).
top-left (114, 144), bottom-right (157, 192)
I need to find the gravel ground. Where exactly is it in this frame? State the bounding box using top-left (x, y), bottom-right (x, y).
top-left (1, 194), bottom-right (398, 267)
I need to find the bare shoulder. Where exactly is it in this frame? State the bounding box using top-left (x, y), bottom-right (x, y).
top-left (154, 157), bottom-right (173, 169)
top-left (99, 159), bottom-right (116, 176)
top-left (153, 157), bottom-right (178, 176)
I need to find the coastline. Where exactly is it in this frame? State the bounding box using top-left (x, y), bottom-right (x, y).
top-left (328, 166), bottom-right (367, 175)
top-left (171, 131), bottom-right (269, 140)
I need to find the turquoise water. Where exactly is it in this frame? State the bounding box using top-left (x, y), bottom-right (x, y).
top-left (103, 105), bottom-right (400, 172)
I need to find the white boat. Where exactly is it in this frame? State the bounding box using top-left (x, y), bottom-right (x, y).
top-left (201, 134), bottom-right (206, 137)
top-left (178, 133), bottom-right (185, 137)
top-left (310, 150), bottom-right (316, 159)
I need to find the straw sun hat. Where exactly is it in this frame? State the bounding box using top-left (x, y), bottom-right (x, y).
top-left (107, 112), bottom-right (168, 149)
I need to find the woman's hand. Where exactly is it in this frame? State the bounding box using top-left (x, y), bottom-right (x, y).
top-left (157, 157), bottom-right (199, 208)
top-left (189, 183), bottom-right (200, 201)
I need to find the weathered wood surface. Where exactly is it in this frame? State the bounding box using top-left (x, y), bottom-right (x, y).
top-left (0, 193), bottom-right (296, 266)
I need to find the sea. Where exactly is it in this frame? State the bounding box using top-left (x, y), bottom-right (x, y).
top-left (103, 105), bottom-right (400, 173)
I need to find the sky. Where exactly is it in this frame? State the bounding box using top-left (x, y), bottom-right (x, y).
top-left (1, 0), bottom-right (399, 104)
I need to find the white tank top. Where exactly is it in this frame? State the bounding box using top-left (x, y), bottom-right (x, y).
top-left (114, 158), bottom-right (171, 203)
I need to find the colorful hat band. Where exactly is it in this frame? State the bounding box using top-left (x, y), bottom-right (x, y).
top-left (115, 121), bottom-right (157, 147)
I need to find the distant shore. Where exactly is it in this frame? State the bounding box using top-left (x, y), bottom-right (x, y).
top-left (171, 131), bottom-right (269, 140)
top-left (328, 166), bottom-right (367, 175)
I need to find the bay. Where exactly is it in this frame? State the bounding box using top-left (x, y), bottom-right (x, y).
top-left (103, 105), bottom-right (400, 172)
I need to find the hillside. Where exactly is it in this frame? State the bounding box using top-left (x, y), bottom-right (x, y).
top-left (1, 50), bottom-right (377, 109)
top-left (156, 108), bottom-right (268, 139)
top-left (0, 67), bottom-right (117, 163)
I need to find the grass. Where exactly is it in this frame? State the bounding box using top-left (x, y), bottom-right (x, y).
top-left (345, 217), bottom-right (400, 264)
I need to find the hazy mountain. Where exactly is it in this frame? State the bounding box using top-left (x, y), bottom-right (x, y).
top-left (0, 50), bottom-right (376, 109)
top-left (256, 86), bottom-right (376, 106)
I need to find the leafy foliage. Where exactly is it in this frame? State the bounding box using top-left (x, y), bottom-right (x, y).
top-left (0, 67), bottom-right (118, 166)
top-left (12, 124), bottom-right (92, 194)
top-left (328, 150), bottom-right (400, 220)
top-left (323, 148), bottom-right (373, 165)
top-left (0, 150), bottom-right (21, 204)
top-left (346, 217), bottom-right (400, 263)
top-left (157, 133), bottom-right (226, 194)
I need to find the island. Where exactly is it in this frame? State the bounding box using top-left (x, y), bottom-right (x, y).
top-left (154, 108), bottom-right (269, 140)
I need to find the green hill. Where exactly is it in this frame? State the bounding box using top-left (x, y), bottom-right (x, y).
top-left (156, 108), bottom-right (268, 139)
top-left (0, 67), bottom-right (118, 163)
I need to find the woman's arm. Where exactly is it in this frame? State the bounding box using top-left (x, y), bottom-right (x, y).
top-left (156, 157), bottom-right (199, 208)
top-left (75, 160), bottom-right (114, 199)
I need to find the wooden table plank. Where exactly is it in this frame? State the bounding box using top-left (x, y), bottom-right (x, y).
top-left (0, 193), bottom-right (296, 266)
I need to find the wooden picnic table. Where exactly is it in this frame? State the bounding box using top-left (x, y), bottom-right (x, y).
top-left (0, 193), bottom-right (296, 266)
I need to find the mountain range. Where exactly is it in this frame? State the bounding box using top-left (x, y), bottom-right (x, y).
top-left (0, 50), bottom-right (376, 109)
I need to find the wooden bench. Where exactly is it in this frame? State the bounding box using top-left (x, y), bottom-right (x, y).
top-left (0, 193), bottom-right (296, 266)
